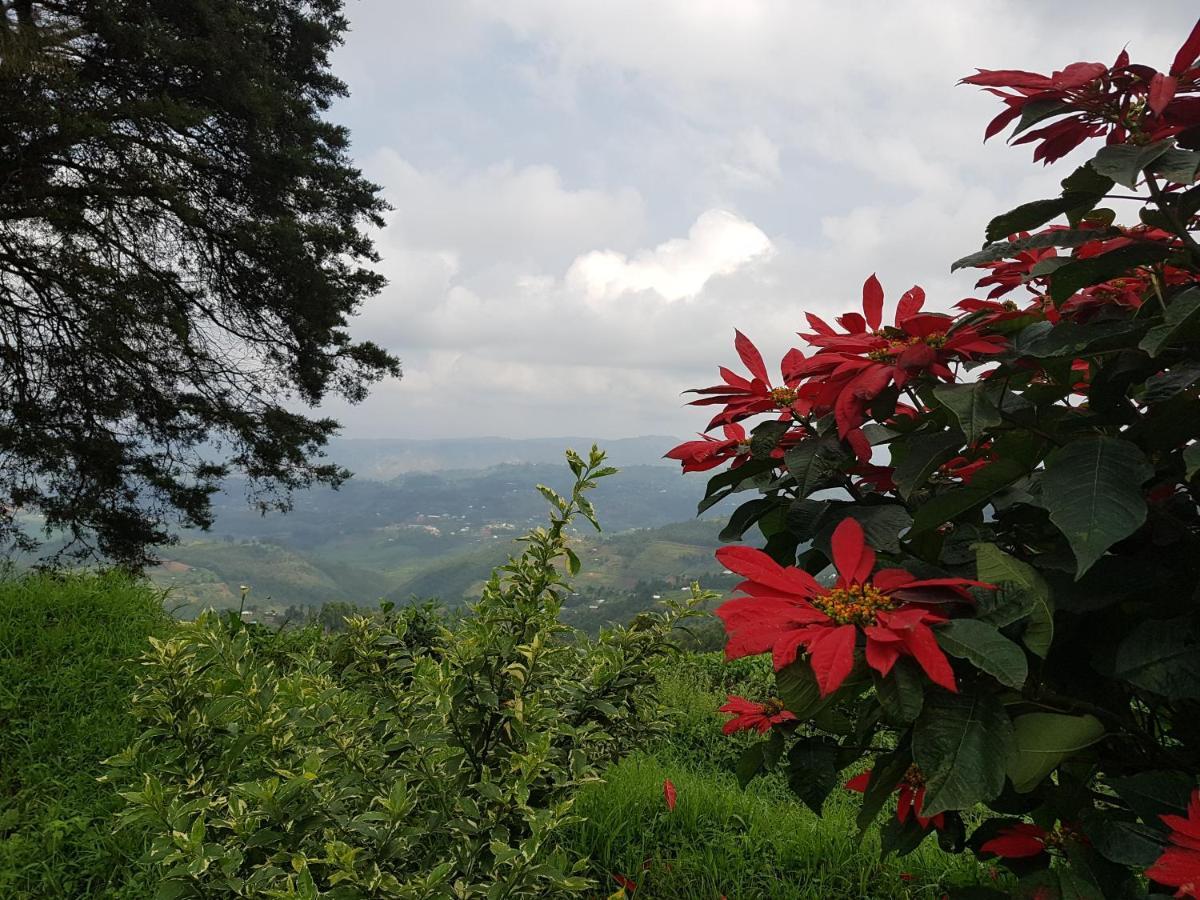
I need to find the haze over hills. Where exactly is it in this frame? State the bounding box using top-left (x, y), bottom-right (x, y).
top-left (145, 436), bottom-right (739, 630)
top-left (322, 435), bottom-right (685, 479)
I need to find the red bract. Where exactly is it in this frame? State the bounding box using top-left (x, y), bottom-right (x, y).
top-left (963, 19), bottom-right (1200, 163)
top-left (664, 424), bottom-right (753, 474)
top-left (686, 330), bottom-right (808, 430)
top-left (718, 694), bottom-right (796, 735)
top-left (980, 823), bottom-right (1050, 858)
top-left (662, 779), bottom-right (677, 811)
top-left (1146, 789), bottom-right (1200, 898)
top-left (794, 276), bottom-right (1004, 460)
top-left (713, 518), bottom-right (993, 695)
top-left (846, 765), bottom-right (945, 830)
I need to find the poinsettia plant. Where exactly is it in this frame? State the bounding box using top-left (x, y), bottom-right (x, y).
top-left (673, 18), bottom-right (1200, 900)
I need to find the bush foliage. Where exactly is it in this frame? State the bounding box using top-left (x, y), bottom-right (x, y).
top-left (669, 19), bottom-right (1200, 900)
top-left (107, 449), bottom-right (706, 898)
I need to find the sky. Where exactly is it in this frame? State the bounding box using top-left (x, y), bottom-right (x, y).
top-left (319, 1), bottom-right (1194, 441)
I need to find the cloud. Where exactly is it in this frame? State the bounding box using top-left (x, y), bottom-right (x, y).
top-left (320, 1), bottom-right (1195, 440)
top-left (566, 209), bottom-right (772, 301)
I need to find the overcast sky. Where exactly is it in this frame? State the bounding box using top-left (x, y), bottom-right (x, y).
top-left (319, 1), bottom-right (1194, 441)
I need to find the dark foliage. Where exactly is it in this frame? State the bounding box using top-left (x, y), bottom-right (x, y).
top-left (0, 0), bottom-right (399, 567)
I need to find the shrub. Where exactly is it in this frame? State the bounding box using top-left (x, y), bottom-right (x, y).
top-left (108, 448), bottom-right (706, 898)
top-left (668, 19), bottom-right (1200, 900)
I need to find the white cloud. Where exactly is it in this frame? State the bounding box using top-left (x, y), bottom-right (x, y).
top-left (321, 1), bottom-right (1196, 439)
top-left (566, 209), bottom-right (772, 301)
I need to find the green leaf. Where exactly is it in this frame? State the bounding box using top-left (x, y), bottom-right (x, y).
top-left (855, 749), bottom-right (913, 832)
top-left (1113, 616), bottom-right (1200, 700)
top-left (1085, 817), bottom-right (1164, 867)
top-left (874, 659), bottom-right (925, 724)
top-left (985, 198), bottom-right (1074, 244)
top-left (564, 547), bottom-right (581, 576)
top-left (951, 228), bottom-right (1120, 272)
top-left (736, 742), bottom-right (766, 789)
top-left (973, 544), bottom-right (1054, 657)
top-left (935, 619), bottom-right (1028, 688)
top-left (749, 419), bottom-right (792, 459)
top-left (891, 430), bottom-right (964, 500)
top-left (933, 383), bottom-right (1002, 445)
top-left (697, 457), bottom-right (775, 514)
top-left (1013, 98), bottom-right (1071, 136)
top-left (775, 660), bottom-right (826, 719)
top-left (1006, 712), bottom-right (1105, 793)
top-left (1014, 318), bottom-right (1143, 358)
top-left (1048, 243), bottom-right (1172, 305)
top-left (719, 498), bottom-right (778, 542)
top-left (913, 688), bottom-right (1013, 816)
top-left (1140, 362), bottom-right (1200, 404)
top-left (1151, 148), bottom-right (1200, 184)
top-left (783, 435), bottom-right (849, 500)
top-left (1111, 770), bottom-right (1194, 826)
top-left (1140, 286), bottom-right (1200, 357)
top-left (1040, 437), bottom-right (1153, 578)
top-left (909, 458), bottom-right (1029, 536)
top-left (786, 737), bottom-right (841, 815)
top-left (1089, 140), bottom-right (1172, 189)
top-left (1185, 444), bottom-right (1200, 480)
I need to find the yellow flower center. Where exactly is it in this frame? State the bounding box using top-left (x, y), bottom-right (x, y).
top-left (769, 386), bottom-right (798, 406)
top-left (1001, 300), bottom-right (1019, 311)
top-left (812, 584), bottom-right (894, 626)
top-left (924, 332), bottom-right (947, 348)
top-left (902, 764), bottom-right (926, 790)
top-left (762, 697), bottom-right (786, 716)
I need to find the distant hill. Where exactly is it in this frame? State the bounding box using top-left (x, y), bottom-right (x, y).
top-left (324, 435), bottom-right (684, 479)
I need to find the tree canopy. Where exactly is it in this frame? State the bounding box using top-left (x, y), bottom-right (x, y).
top-left (0, 0), bottom-right (399, 567)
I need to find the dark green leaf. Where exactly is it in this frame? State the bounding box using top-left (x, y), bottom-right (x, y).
top-left (951, 228), bottom-right (1120, 272)
top-left (1186, 444), bottom-right (1200, 480)
top-left (878, 812), bottom-right (932, 858)
top-left (1048, 243), bottom-right (1173, 305)
top-left (1014, 319), bottom-right (1143, 358)
top-left (786, 737), bottom-right (841, 815)
top-left (855, 749), bottom-right (912, 832)
top-left (1111, 771), bottom-right (1194, 826)
top-left (1113, 616), bottom-right (1200, 700)
top-left (787, 498), bottom-right (832, 540)
top-left (1085, 817), bottom-right (1164, 867)
top-left (1040, 437), bottom-right (1153, 577)
top-left (1089, 141), bottom-right (1172, 189)
top-left (783, 435), bottom-right (849, 500)
top-left (736, 742), bottom-right (766, 789)
top-left (973, 544), bottom-right (1054, 657)
top-left (1139, 362), bottom-right (1200, 404)
top-left (985, 198), bottom-right (1074, 244)
top-left (913, 688), bottom-right (1013, 816)
top-left (697, 457), bottom-right (775, 514)
top-left (719, 498), bottom-right (779, 542)
top-left (933, 383), bottom-right (1002, 445)
top-left (1006, 713), bottom-right (1105, 793)
top-left (874, 659), bottom-right (925, 724)
top-left (749, 419), bottom-right (793, 459)
top-left (891, 431), bottom-right (964, 500)
top-left (1013, 98), bottom-right (1072, 136)
top-left (1150, 148), bottom-right (1200, 185)
top-left (1140, 286), bottom-right (1200, 357)
top-left (935, 619), bottom-right (1028, 688)
top-left (909, 458), bottom-right (1029, 536)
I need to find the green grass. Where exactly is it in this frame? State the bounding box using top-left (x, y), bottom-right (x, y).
top-left (0, 572), bottom-right (167, 899)
top-left (563, 654), bottom-right (1004, 899)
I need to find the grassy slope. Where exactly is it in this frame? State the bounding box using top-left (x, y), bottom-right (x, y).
top-left (0, 573), bottom-right (166, 899)
top-left (566, 656), bottom-right (1004, 899)
top-left (0, 577), bottom-right (1001, 899)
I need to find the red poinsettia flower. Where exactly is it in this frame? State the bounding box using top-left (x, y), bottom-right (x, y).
top-left (846, 764), bottom-right (945, 830)
top-left (714, 518), bottom-right (993, 695)
top-left (962, 19), bottom-right (1200, 163)
top-left (662, 779), bottom-right (677, 811)
top-left (981, 821), bottom-right (1088, 859)
top-left (686, 330), bottom-right (808, 430)
top-left (940, 441), bottom-right (995, 485)
top-left (981, 823), bottom-right (1050, 858)
top-left (665, 424), bottom-right (754, 474)
top-left (794, 276), bottom-right (1004, 460)
top-left (1147, 789), bottom-right (1200, 898)
top-left (718, 694), bottom-right (797, 735)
